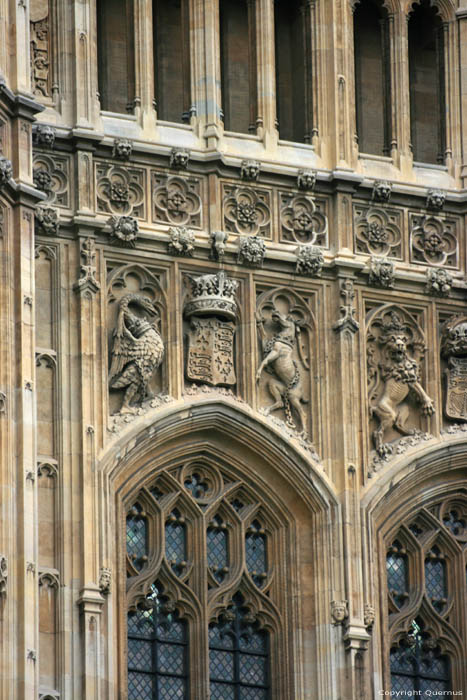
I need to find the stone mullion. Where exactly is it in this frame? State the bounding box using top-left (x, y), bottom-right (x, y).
top-left (256, 0), bottom-right (277, 146)
top-left (199, 0), bottom-right (222, 148)
top-left (71, 0), bottom-right (101, 128)
top-left (333, 0), bottom-right (355, 168)
top-left (458, 9), bottom-right (467, 186)
top-left (133, 0), bottom-right (156, 131)
top-left (441, 22), bottom-right (454, 171)
top-left (75, 238), bottom-right (104, 700)
top-left (396, 12), bottom-right (412, 175)
top-left (386, 13), bottom-right (398, 160)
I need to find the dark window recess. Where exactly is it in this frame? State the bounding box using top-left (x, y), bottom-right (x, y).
top-left (209, 593), bottom-right (270, 699)
top-left (220, 0), bottom-right (257, 133)
top-left (153, 0), bottom-right (191, 122)
top-left (274, 0), bottom-right (312, 143)
top-left (97, 0), bottom-right (135, 113)
top-left (353, 0), bottom-right (391, 155)
top-left (390, 620), bottom-right (450, 694)
top-left (408, 0), bottom-right (445, 164)
top-left (127, 584), bottom-right (189, 700)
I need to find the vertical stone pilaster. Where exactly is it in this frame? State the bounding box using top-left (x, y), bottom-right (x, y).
top-left (199, 0), bottom-right (222, 147)
top-left (133, 0), bottom-right (157, 132)
top-left (256, 0), bottom-right (277, 146)
top-left (457, 8), bottom-right (467, 185)
top-left (71, 0), bottom-right (101, 129)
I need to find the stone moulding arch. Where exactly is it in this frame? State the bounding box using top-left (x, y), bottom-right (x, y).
top-left (361, 439), bottom-right (467, 696)
top-left (97, 398), bottom-right (339, 700)
top-left (404, 0), bottom-right (455, 24)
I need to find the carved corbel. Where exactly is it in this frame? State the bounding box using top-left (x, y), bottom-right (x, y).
top-left (112, 138), bottom-right (133, 160)
top-left (168, 226), bottom-right (195, 257)
top-left (331, 599), bottom-right (348, 626)
top-left (73, 238), bottom-right (100, 295)
top-left (33, 124), bottom-right (56, 149)
top-left (333, 279), bottom-right (359, 334)
top-left (0, 157), bottom-right (13, 189)
top-left (240, 159), bottom-right (260, 181)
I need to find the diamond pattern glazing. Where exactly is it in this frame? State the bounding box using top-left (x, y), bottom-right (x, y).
top-left (126, 504), bottom-right (148, 571)
top-left (246, 520), bottom-right (267, 587)
top-left (207, 515), bottom-right (229, 582)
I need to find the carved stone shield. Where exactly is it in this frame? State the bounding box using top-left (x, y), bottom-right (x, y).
top-left (186, 318), bottom-right (236, 386)
top-left (445, 357), bottom-right (467, 421)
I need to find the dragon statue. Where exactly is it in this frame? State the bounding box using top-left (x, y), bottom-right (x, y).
top-left (256, 310), bottom-right (308, 435)
top-left (109, 293), bottom-right (164, 414)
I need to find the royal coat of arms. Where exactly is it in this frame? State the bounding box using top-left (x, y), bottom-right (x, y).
top-left (441, 316), bottom-right (467, 421)
top-left (186, 318), bottom-right (236, 386)
top-left (184, 270), bottom-right (238, 387)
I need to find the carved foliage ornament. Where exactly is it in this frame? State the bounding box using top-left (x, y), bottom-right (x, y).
top-left (441, 315), bottom-right (467, 422)
top-left (295, 245), bottom-right (324, 277)
top-left (168, 226), bottom-right (195, 257)
top-left (368, 256), bottom-right (395, 289)
top-left (223, 185), bottom-right (271, 237)
top-left (30, 8), bottom-right (51, 97)
top-left (367, 306), bottom-right (434, 458)
top-left (0, 157), bottom-right (13, 188)
top-left (74, 238), bottom-right (100, 295)
top-left (410, 215), bottom-right (457, 267)
top-left (109, 293), bottom-right (164, 414)
top-left (333, 279), bottom-right (359, 334)
top-left (35, 204), bottom-right (59, 236)
top-left (96, 164), bottom-right (144, 217)
top-left (33, 153), bottom-right (69, 207)
top-left (425, 268), bottom-right (452, 298)
top-left (237, 235), bottom-right (266, 267)
top-left (280, 192), bottom-right (328, 245)
top-left (109, 215), bottom-right (139, 248)
top-left (256, 289), bottom-right (313, 437)
top-left (153, 174), bottom-right (202, 228)
top-left (184, 271), bottom-right (238, 387)
top-left (354, 205), bottom-right (402, 258)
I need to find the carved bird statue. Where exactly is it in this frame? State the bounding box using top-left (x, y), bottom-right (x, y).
top-left (109, 293), bottom-right (164, 414)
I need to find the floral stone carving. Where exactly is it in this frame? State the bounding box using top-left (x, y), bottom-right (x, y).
top-left (184, 271), bottom-right (239, 386)
top-left (35, 205), bottom-right (59, 236)
top-left (295, 245), bottom-right (324, 277)
top-left (74, 238), bottom-right (100, 295)
top-left (109, 215), bottom-right (139, 248)
top-left (168, 226), bottom-right (195, 256)
top-left (153, 173), bottom-right (202, 228)
top-left (367, 306), bottom-right (434, 457)
top-left (353, 205), bottom-right (402, 258)
top-left (256, 291), bottom-right (313, 436)
top-left (96, 163), bottom-right (145, 217)
top-left (237, 235), bottom-right (266, 267)
top-left (425, 268), bottom-right (452, 297)
top-left (113, 138), bottom-right (133, 160)
top-left (30, 8), bottom-right (50, 97)
top-left (297, 169), bottom-right (316, 191)
top-left (368, 256), bottom-right (395, 289)
top-left (223, 184), bottom-right (271, 237)
top-left (240, 159), bottom-right (260, 181)
top-left (372, 180), bottom-right (392, 203)
top-left (33, 124), bottom-right (56, 149)
top-left (33, 153), bottom-right (69, 207)
top-left (441, 315), bottom-right (467, 421)
top-left (426, 189), bottom-right (446, 211)
top-left (109, 294), bottom-right (165, 414)
top-left (410, 215), bottom-right (457, 267)
top-left (0, 157), bottom-right (13, 188)
top-left (280, 192), bottom-right (328, 245)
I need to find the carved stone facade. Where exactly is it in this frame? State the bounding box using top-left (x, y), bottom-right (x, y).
top-left (1, 3), bottom-right (467, 700)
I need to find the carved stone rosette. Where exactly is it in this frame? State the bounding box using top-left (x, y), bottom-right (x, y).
top-left (353, 205), bottom-right (402, 258)
top-left (152, 173), bottom-right (202, 228)
top-left (367, 306), bottom-right (434, 457)
top-left (223, 185), bottom-right (271, 237)
top-left (35, 205), bottom-right (59, 236)
top-left (410, 215), bottom-right (458, 267)
top-left (33, 153), bottom-right (70, 207)
top-left (368, 256), bottom-right (395, 289)
top-left (441, 315), bottom-right (467, 422)
top-left (295, 245), bottom-right (324, 277)
top-left (280, 192), bottom-right (328, 245)
top-left (184, 271), bottom-right (238, 387)
top-left (425, 268), bottom-right (452, 297)
top-left (109, 215), bottom-right (139, 248)
top-left (237, 235), bottom-right (266, 267)
top-left (96, 164), bottom-right (145, 217)
top-left (168, 226), bottom-right (195, 257)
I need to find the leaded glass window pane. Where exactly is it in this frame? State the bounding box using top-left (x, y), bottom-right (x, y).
top-left (386, 541), bottom-right (408, 607)
top-left (442, 510), bottom-right (465, 537)
top-left (165, 509), bottom-right (187, 576)
top-left (246, 520), bottom-right (268, 587)
top-left (425, 547), bottom-right (447, 612)
top-left (209, 594), bottom-right (270, 699)
top-left (207, 515), bottom-right (229, 582)
top-left (390, 621), bottom-right (450, 694)
top-left (127, 584), bottom-right (188, 700)
top-left (127, 503), bottom-right (148, 572)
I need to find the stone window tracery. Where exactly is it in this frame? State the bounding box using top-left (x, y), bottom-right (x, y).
top-left (383, 497), bottom-right (467, 693)
top-left (124, 459), bottom-right (292, 697)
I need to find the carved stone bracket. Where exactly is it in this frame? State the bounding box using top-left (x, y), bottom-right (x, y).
top-left (38, 568), bottom-right (60, 589)
top-left (372, 180), bottom-right (392, 203)
top-left (0, 157), bottom-right (13, 189)
top-left (331, 600), bottom-right (348, 626)
top-left (425, 267), bottom-right (452, 297)
top-left (363, 603), bottom-right (375, 629)
top-left (113, 138), bottom-right (132, 161)
top-left (168, 226), bottom-right (195, 256)
top-left (240, 159), bottom-right (260, 181)
top-left (333, 279), bottom-right (359, 334)
top-left (0, 555), bottom-right (7, 597)
top-left (33, 124), bottom-right (56, 149)
top-left (426, 189), bottom-right (446, 211)
top-left (170, 148), bottom-right (190, 169)
top-left (237, 235), bottom-right (266, 267)
top-left (35, 204), bottom-right (59, 236)
top-left (74, 238), bottom-right (100, 295)
top-left (99, 567), bottom-right (111, 595)
top-left (368, 256), bottom-right (395, 289)
top-left (297, 169), bottom-right (316, 191)
top-left (210, 230), bottom-right (229, 261)
top-left (0, 391), bottom-right (6, 415)
top-left (295, 245), bottom-right (324, 277)
top-left (109, 215), bottom-right (139, 248)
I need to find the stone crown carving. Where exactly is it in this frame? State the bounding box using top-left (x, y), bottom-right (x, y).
top-left (184, 271), bottom-right (238, 321)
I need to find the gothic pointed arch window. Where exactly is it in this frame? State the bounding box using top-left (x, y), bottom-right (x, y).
top-left (96, 0), bottom-right (135, 113)
top-left (219, 0), bottom-right (257, 134)
top-left (123, 457), bottom-right (296, 697)
top-left (408, 0), bottom-right (446, 164)
top-left (353, 0), bottom-right (391, 155)
top-left (153, 0), bottom-right (192, 123)
top-left (274, 0), bottom-right (314, 143)
top-left (383, 496), bottom-right (467, 693)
